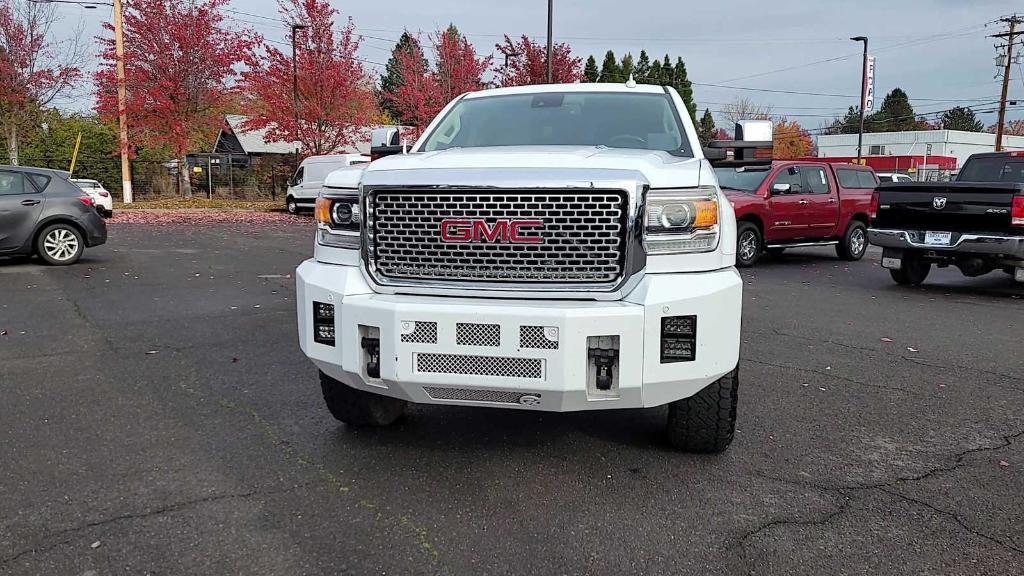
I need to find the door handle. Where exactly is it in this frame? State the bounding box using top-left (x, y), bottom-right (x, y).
top-left (828, 198), bottom-right (838, 204)
top-left (21, 199), bottom-right (40, 206)
top-left (798, 200), bottom-right (809, 205)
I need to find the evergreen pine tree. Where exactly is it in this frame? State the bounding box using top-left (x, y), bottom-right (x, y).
top-left (660, 55), bottom-right (673, 85)
top-left (583, 55), bottom-right (599, 82)
top-left (673, 57), bottom-right (696, 122)
top-left (647, 59), bottom-right (662, 85)
top-left (379, 31), bottom-right (422, 120)
top-left (620, 52), bottom-right (634, 82)
top-left (940, 106), bottom-right (984, 132)
top-left (598, 50), bottom-right (621, 82)
top-left (697, 108), bottom-right (716, 146)
top-left (634, 50), bottom-right (651, 83)
top-left (873, 88), bottom-right (916, 132)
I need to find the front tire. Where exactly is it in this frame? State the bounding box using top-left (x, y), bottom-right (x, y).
top-left (889, 256), bottom-right (931, 286)
top-left (736, 223), bottom-right (762, 268)
top-left (36, 223), bottom-right (84, 266)
top-left (286, 196), bottom-right (298, 215)
top-left (666, 367), bottom-right (739, 453)
top-left (320, 371), bottom-right (406, 426)
top-left (836, 221), bottom-right (868, 261)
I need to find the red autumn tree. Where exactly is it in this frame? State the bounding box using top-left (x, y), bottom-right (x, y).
top-left (987, 119), bottom-right (1024, 136)
top-left (773, 118), bottom-right (813, 159)
top-left (494, 35), bottom-right (583, 87)
top-left (712, 127), bottom-right (731, 141)
top-left (386, 26), bottom-right (492, 140)
top-left (95, 0), bottom-right (257, 197)
top-left (0, 0), bottom-right (82, 165)
top-left (241, 0), bottom-right (374, 156)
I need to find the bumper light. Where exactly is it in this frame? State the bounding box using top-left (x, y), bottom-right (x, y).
top-left (313, 301), bottom-right (336, 346)
top-left (661, 315), bottom-right (697, 363)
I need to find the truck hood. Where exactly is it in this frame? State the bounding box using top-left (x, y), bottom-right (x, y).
top-left (363, 146), bottom-right (705, 189)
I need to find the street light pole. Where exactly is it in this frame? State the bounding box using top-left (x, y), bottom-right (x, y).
top-left (291, 23), bottom-right (307, 164)
top-left (545, 0), bottom-right (553, 83)
top-left (851, 36), bottom-right (868, 164)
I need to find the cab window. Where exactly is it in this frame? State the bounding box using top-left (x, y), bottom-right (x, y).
top-left (770, 166), bottom-right (803, 194)
top-left (803, 166), bottom-right (830, 194)
top-left (290, 166), bottom-right (304, 187)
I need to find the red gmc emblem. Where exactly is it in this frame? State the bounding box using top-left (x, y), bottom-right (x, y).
top-left (440, 219), bottom-right (544, 244)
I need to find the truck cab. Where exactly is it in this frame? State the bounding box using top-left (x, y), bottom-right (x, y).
top-left (296, 82), bottom-right (773, 453)
top-left (716, 162), bottom-right (876, 266)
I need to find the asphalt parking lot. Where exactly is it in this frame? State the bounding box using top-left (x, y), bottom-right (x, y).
top-left (2, 220), bottom-right (1023, 576)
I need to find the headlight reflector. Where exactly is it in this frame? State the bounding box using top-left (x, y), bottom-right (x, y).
top-left (644, 186), bottom-right (721, 255)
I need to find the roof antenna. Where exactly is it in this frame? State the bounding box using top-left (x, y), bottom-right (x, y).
top-left (625, 74), bottom-right (637, 88)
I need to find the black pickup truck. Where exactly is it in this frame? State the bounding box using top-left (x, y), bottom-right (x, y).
top-left (868, 151), bottom-right (1024, 286)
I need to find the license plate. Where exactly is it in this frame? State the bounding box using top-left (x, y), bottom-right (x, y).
top-left (924, 231), bottom-right (952, 246)
top-left (882, 257), bottom-right (902, 270)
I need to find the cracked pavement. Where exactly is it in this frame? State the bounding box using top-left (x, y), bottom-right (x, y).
top-left (1, 222), bottom-right (1022, 575)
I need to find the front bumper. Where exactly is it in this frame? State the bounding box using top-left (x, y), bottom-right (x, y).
top-left (869, 228), bottom-right (1024, 258)
top-left (296, 262), bottom-right (742, 412)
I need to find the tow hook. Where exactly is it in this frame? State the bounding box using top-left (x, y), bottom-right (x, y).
top-left (589, 348), bottom-right (618, 391)
top-left (361, 337), bottom-right (381, 378)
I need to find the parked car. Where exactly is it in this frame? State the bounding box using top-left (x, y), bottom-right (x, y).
top-left (876, 172), bottom-right (915, 184)
top-left (0, 166), bottom-right (107, 265)
top-left (286, 154), bottom-right (369, 214)
top-left (297, 82), bottom-right (776, 453)
top-left (715, 161), bottom-right (876, 266)
top-left (869, 151), bottom-right (1024, 285)
top-left (70, 178), bottom-right (113, 217)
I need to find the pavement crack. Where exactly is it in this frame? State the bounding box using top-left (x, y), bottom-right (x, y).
top-left (745, 358), bottom-right (908, 394)
top-left (0, 484), bottom-right (310, 567)
top-left (877, 487), bottom-right (1024, 555)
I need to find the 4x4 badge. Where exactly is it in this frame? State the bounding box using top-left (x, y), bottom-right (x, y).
top-left (932, 197), bottom-right (947, 210)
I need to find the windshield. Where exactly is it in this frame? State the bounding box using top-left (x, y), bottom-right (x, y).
top-left (714, 167), bottom-right (770, 193)
top-left (957, 157), bottom-right (1024, 183)
top-left (420, 92), bottom-right (691, 156)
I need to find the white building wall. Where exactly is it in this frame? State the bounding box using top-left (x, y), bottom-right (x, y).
top-left (817, 130), bottom-right (1024, 170)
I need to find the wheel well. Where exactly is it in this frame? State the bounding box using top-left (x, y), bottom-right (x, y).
top-left (737, 215), bottom-right (764, 236)
top-left (850, 213), bottom-right (869, 227)
top-left (32, 218), bottom-right (86, 256)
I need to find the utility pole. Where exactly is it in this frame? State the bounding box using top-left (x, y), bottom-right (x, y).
top-left (113, 0), bottom-right (132, 203)
top-left (546, 0), bottom-right (553, 83)
top-left (851, 36), bottom-right (869, 164)
top-left (992, 15), bottom-right (1021, 152)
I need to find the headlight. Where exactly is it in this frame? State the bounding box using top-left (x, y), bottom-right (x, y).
top-left (644, 186), bottom-right (720, 255)
top-left (316, 192), bottom-right (361, 249)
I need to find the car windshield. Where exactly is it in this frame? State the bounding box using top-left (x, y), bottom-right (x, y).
top-left (714, 167), bottom-right (770, 193)
top-left (957, 157), bottom-right (1024, 183)
top-left (420, 91), bottom-right (691, 156)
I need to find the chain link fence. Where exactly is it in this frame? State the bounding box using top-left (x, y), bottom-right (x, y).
top-left (4, 154), bottom-right (298, 202)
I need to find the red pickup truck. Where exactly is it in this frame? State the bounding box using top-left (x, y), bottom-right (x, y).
top-left (715, 161), bottom-right (877, 267)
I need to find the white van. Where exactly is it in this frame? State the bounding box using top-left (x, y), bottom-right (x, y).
top-left (286, 154), bottom-right (369, 214)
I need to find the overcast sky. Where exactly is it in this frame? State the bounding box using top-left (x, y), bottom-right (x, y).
top-left (57, 0), bottom-right (1023, 130)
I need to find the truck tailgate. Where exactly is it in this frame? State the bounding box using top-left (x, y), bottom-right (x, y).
top-left (874, 182), bottom-right (1021, 233)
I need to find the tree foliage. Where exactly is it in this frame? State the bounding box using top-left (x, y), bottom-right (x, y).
top-left (384, 27), bottom-right (491, 138)
top-left (868, 88), bottom-right (917, 132)
top-left (598, 50), bottom-right (620, 83)
top-left (773, 118), bottom-right (813, 159)
top-left (0, 0), bottom-right (82, 165)
top-left (379, 31), bottom-right (421, 120)
top-left (241, 0), bottom-right (375, 156)
top-left (940, 106), bottom-right (983, 132)
top-left (95, 0), bottom-right (257, 197)
top-left (494, 34), bottom-right (582, 87)
top-left (697, 108), bottom-right (716, 147)
top-left (583, 55), bottom-right (598, 82)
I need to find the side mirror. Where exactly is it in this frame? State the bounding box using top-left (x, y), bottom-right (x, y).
top-left (370, 126), bottom-right (405, 160)
top-left (771, 183), bottom-right (792, 194)
top-left (705, 119), bottom-right (774, 168)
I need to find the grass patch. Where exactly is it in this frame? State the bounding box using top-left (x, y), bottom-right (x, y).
top-left (113, 198), bottom-right (281, 211)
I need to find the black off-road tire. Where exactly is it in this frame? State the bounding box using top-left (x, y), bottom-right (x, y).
top-left (666, 367), bottom-right (739, 453)
top-left (889, 256), bottom-right (931, 286)
top-left (320, 371), bottom-right (406, 426)
top-left (736, 223), bottom-right (762, 268)
top-left (836, 221), bottom-right (868, 261)
top-left (286, 196), bottom-right (299, 215)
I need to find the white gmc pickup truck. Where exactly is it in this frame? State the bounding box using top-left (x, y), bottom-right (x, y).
top-left (296, 81), bottom-right (772, 453)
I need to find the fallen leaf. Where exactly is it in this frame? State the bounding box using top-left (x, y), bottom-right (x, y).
top-left (90, 541), bottom-right (101, 549)
top-left (907, 347), bottom-right (919, 353)
top-left (145, 350), bottom-right (159, 355)
top-left (999, 460), bottom-right (1010, 467)
top-left (0, 330), bottom-right (7, 336)
top-left (231, 357), bottom-right (239, 363)
top-left (880, 337), bottom-right (893, 343)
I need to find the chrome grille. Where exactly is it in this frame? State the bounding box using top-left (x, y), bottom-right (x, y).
top-left (416, 353), bottom-right (543, 380)
top-left (423, 387), bottom-right (541, 404)
top-left (520, 326), bottom-right (558, 350)
top-left (456, 323), bottom-right (500, 347)
top-left (401, 321), bottom-right (437, 344)
top-left (369, 190), bottom-right (627, 284)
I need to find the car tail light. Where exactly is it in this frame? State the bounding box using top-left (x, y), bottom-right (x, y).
top-left (1012, 195), bottom-right (1024, 227)
top-left (869, 190), bottom-right (879, 220)
top-left (79, 196), bottom-right (94, 207)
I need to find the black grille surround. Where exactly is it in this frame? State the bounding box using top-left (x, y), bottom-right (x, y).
top-left (366, 189), bottom-right (630, 286)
